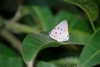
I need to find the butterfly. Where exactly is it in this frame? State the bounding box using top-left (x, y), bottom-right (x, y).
top-left (49, 20), bottom-right (70, 42)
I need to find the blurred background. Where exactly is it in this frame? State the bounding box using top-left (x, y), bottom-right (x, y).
top-left (0, 0), bottom-right (99, 67)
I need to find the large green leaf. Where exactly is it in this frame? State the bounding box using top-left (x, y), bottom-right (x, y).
top-left (77, 28), bottom-right (100, 67)
top-left (22, 33), bottom-right (60, 67)
top-left (63, 0), bottom-right (99, 21)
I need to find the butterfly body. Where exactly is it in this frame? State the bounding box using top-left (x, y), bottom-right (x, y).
top-left (49, 20), bottom-right (70, 42)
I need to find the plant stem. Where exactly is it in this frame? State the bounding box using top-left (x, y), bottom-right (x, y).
top-left (8, 22), bottom-right (40, 34)
top-left (90, 20), bottom-right (96, 32)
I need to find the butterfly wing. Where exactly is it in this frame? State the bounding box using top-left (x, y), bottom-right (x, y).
top-left (49, 20), bottom-right (69, 42)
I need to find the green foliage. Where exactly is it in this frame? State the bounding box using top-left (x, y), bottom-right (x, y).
top-left (22, 33), bottom-right (59, 62)
top-left (0, 44), bottom-right (22, 67)
top-left (0, 0), bottom-right (99, 67)
top-left (0, 44), bottom-right (18, 57)
top-left (77, 28), bottom-right (100, 67)
top-left (36, 61), bottom-right (57, 67)
top-left (63, 0), bottom-right (99, 21)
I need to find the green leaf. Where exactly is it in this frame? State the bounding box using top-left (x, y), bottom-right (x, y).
top-left (20, 15), bottom-right (37, 27)
top-left (69, 29), bottom-right (91, 45)
top-left (0, 44), bottom-right (22, 67)
top-left (36, 61), bottom-right (57, 67)
top-left (62, 0), bottom-right (99, 32)
top-left (0, 57), bottom-right (22, 67)
top-left (50, 57), bottom-right (78, 65)
top-left (22, 33), bottom-right (60, 67)
top-left (0, 44), bottom-right (18, 57)
top-left (63, 0), bottom-right (99, 21)
top-left (26, 6), bottom-right (54, 31)
top-left (77, 28), bottom-right (100, 67)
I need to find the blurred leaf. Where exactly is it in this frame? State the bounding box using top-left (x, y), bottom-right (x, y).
top-left (92, 0), bottom-right (100, 8)
top-left (0, 57), bottom-right (22, 67)
top-left (20, 15), bottom-right (37, 27)
top-left (0, 44), bottom-right (22, 67)
top-left (0, 44), bottom-right (18, 57)
top-left (70, 29), bottom-right (91, 45)
top-left (50, 57), bottom-right (78, 65)
top-left (63, 0), bottom-right (99, 21)
top-left (36, 61), bottom-right (57, 67)
top-left (77, 28), bottom-right (100, 67)
top-left (25, 6), bottom-right (54, 31)
top-left (0, 16), bottom-right (4, 27)
top-left (52, 10), bottom-right (73, 31)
